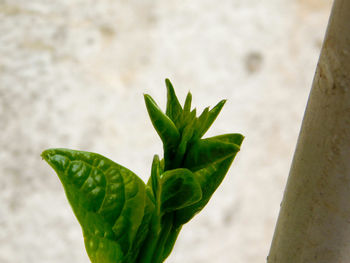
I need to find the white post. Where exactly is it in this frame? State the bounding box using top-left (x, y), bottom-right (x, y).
top-left (268, 0), bottom-right (350, 262)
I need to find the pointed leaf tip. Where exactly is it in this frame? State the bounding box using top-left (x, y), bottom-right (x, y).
top-left (210, 99), bottom-right (226, 113)
top-left (165, 78), bottom-right (172, 86)
top-left (195, 99), bottom-right (227, 139)
top-left (144, 92), bottom-right (180, 148)
top-left (183, 92), bottom-right (192, 112)
top-left (144, 93), bottom-right (156, 105)
top-left (165, 79), bottom-right (182, 126)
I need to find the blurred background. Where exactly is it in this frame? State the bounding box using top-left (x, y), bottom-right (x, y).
top-left (0, 0), bottom-right (333, 262)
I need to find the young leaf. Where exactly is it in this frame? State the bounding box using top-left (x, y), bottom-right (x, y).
top-left (211, 133), bottom-right (244, 145)
top-left (194, 99), bottom-right (226, 139)
top-left (172, 123), bottom-right (195, 168)
top-left (144, 94), bottom-right (180, 170)
top-left (161, 225), bottom-right (182, 261)
top-left (127, 187), bottom-right (155, 262)
top-left (183, 136), bottom-right (240, 172)
top-left (147, 154), bottom-right (162, 202)
top-left (165, 79), bottom-right (183, 126)
top-left (160, 168), bottom-right (202, 213)
top-left (42, 148), bottom-right (151, 263)
top-left (174, 133), bottom-right (244, 226)
top-left (144, 94), bottom-right (180, 146)
top-left (183, 92), bottom-right (192, 113)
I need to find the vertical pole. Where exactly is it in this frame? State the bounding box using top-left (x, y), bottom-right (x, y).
top-left (268, 0), bottom-right (350, 262)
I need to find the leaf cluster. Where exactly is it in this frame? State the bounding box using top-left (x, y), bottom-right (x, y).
top-left (42, 79), bottom-right (243, 263)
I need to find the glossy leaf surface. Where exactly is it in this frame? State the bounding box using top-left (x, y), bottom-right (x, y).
top-left (42, 148), bottom-right (152, 263)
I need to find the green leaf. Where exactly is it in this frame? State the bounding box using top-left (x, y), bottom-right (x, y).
top-left (42, 148), bottom-right (152, 263)
top-left (161, 225), bottom-right (182, 261)
top-left (194, 99), bottom-right (226, 139)
top-left (174, 133), bottom-right (244, 226)
top-left (172, 123), bottom-right (195, 168)
top-left (144, 94), bottom-right (180, 170)
top-left (165, 79), bottom-right (183, 127)
top-left (183, 92), bottom-right (192, 113)
top-left (144, 94), bottom-right (180, 146)
top-left (127, 187), bottom-right (155, 262)
top-left (147, 154), bottom-right (162, 203)
top-left (160, 168), bottom-right (202, 213)
top-left (184, 136), bottom-right (240, 172)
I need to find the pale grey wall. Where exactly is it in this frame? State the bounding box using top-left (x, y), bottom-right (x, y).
top-left (0, 0), bottom-right (332, 262)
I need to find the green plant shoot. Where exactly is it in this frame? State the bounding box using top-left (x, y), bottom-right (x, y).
top-left (42, 79), bottom-right (244, 263)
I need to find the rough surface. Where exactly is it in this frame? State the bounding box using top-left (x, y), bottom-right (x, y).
top-left (268, 0), bottom-right (350, 262)
top-left (0, 1), bottom-right (332, 262)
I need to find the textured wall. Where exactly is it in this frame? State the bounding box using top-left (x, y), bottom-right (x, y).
top-left (0, 0), bottom-right (332, 262)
